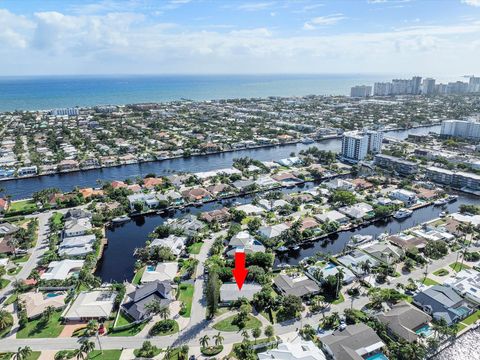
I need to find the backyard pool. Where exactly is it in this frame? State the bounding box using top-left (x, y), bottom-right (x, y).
top-left (366, 353), bottom-right (388, 360)
top-left (415, 324), bottom-right (433, 337)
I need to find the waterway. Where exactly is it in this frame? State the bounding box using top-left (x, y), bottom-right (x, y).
top-left (3, 125), bottom-right (440, 200)
top-left (433, 328), bottom-right (480, 360)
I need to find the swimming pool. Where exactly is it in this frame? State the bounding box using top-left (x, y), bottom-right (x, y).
top-left (415, 324), bottom-right (433, 337)
top-left (146, 265), bottom-right (156, 272)
top-left (324, 263), bottom-right (336, 270)
top-left (366, 353), bottom-right (388, 360)
top-left (45, 292), bottom-right (61, 298)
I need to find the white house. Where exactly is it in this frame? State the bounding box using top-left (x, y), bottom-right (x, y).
top-left (64, 291), bottom-right (116, 321)
top-left (41, 259), bottom-right (84, 280)
top-left (444, 269), bottom-right (480, 305)
top-left (258, 340), bottom-right (326, 360)
top-left (149, 235), bottom-right (187, 256)
top-left (63, 218), bottom-right (92, 238)
top-left (390, 189), bottom-right (417, 206)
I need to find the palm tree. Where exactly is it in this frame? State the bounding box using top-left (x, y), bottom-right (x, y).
top-left (241, 329), bottom-right (250, 342)
top-left (13, 346), bottom-right (32, 360)
top-left (199, 334), bottom-right (210, 348)
top-left (42, 305), bottom-right (55, 323)
top-left (145, 300), bottom-right (162, 316)
top-left (158, 305), bottom-right (171, 320)
top-left (213, 332), bottom-right (224, 346)
top-left (86, 320), bottom-right (98, 336)
top-left (0, 310), bottom-right (13, 331)
top-left (78, 338), bottom-right (95, 360)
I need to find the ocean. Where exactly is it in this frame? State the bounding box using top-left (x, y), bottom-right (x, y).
top-left (0, 74), bottom-right (395, 111)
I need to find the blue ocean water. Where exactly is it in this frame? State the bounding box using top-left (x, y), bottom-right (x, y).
top-left (0, 74), bottom-right (394, 111)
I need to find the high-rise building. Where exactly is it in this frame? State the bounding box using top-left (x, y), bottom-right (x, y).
top-left (350, 85), bottom-right (372, 98)
top-left (391, 79), bottom-right (410, 95)
top-left (422, 78), bottom-right (436, 95)
top-left (469, 76), bottom-right (480, 93)
top-left (373, 82), bottom-right (392, 96)
top-left (341, 131), bottom-right (369, 162)
top-left (441, 119), bottom-right (480, 140)
top-left (411, 76), bottom-right (422, 95)
top-left (50, 108), bottom-right (79, 116)
top-left (446, 81), bottom-right (468, 94)
top-left (365, 130), bottom-right (384, 153)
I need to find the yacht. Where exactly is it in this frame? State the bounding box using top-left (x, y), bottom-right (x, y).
top-left (301, 137), bottom-right (314, 144)
top-left (433, 198), bottom-right (449, 206)
top-left (351, 234), bottom-right (373, 244)
top-left (111, 215), bottom-right (130, 224)
top-left (393, 208), bottom-right (413, 219)
top-left (447, 195), bottom-right (458, 202)
top-left (439, 211), bottom-right (448, 218)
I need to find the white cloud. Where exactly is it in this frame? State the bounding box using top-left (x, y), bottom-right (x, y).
top-left (462, 0), bottom-right (480, 6)
top-left (303, 14), bottom-right (347, 30)
top-left (237, 2), bottom-right (275, 11)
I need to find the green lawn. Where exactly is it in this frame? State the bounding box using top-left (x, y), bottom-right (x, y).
top-left (462, 310), bottom-right (480, 326)
top-left (449, 262), bottom-right (471, 272)
top-left (109, 321), bottom-right (146, 337)
top-left (7, 266), bottom-right (21, 275)
top-left (88, 350), bottom-right (122, 360)
top-left (213, 314), bottom-right (262, 332)
top-left (433, 268), bottom-right (449, 276)
top-left (132, 266), bottom-right (145, 285)
top-left (115, 311), bottom-right (133, 327)
top-left (8, 200), bottom-right (38, 213)
top-left (149, 320), bottom-right (179, 336)
top-left (331, 292), bottom-right (345, 305)
top-left (457, 323), bottom-right (467, 333)
top-left (177, 283), bottom-right (194, 317)
top-left (12, 254), bottom-right (30, 263)
top-left (0, 352), bottom-right (41, 360)
top-left (422, 277), bottom-right (439, 286)
top-left (3, 293), bottom-right (17, 306)
top-left (16, 311), bottom-right (64, 338)
top-left (0, 313), bottom-right (13, 338)
top-left (0, 278), bottom-right (10, 290)
top-left (51, 212), bottom-right (63, 226)
top-left (187, 242), bottom-right (203, 255)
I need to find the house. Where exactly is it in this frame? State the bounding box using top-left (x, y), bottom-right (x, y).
top-left (127, 193), bottom-right (159, 210)
top-left (258, 340), bottom-right (326, 360)
top-left (122, 280), bottom-right (173, 321)
top-left (141, 262), bottom-right (178, 284)
top-left (19, 291), bottom-right (67, 319)
top-left (79, 188), bottom-right (104, 199)
top-left (220, 283), bottom-right (262, 303)
top-left (64, 209), bottom-right (92, 221)
top-left (336, 250), bottom-right (379, 275)
top-left (111, 180), bottom-right (127, 189)
top-left (321, 323), bottom-right (386, 360)
top-left (413, 285), bottom-right (475, 325)
top-left (181, 187), bottom-right (212, 202)
top-left (298, 217), bottom-right (320, 233)
top-left (324, 178), bottom-right (354, 191)
top-left (258, 199), bottom-right (289, 211)
top-left (235, 204), bottom-right (265, 215)
top-left (271, 172), bottom-right (302, 186)
top-left (226, 231), bottom-right (265, 256)
top-left (255, 176), bottom-right (279, 188)
top-left (63, 218), bottom-right (92, 238)
top-left (0, 198), bottom-right (9, 212)
top-left (307, 263), bottom-right (356, 284)
top-left (58, 160), bottom-right (79, 171)
top-left (207, 184), bottom-right (231, 197)
top-left (58, 234), bottom-right (96, 257)
top-left (390, 189), bottom-right (418, 206)
top-left (258, 223), bottom-right (290, 239)
top-left (156, 190), bottom-right (184, 205)
top-left (0, 236), bottom-right (15, 255)
top-left (377, 301), bottom-right (432, 342)
top-left (143, 177), bottom-right (163, 189)
top-left (0, 222), bottom-right (19, 236)
top-left (232, 179), bottom-right (256, 191)
top-left (273, 273), bottom-right (320, 298)
top-left (168, 215), bottom-right (204, 237)
top-left (444, 269), bottom-right (480, 305)
top-left (276, 157), bottom-right (302, 167)
top-left (41, 259), bottom-right (84, 280)
top-left (351, 178), bottom-right (374, 190)
top-left (149, 235), bottom-right (186, 256)
top-left (387, 233), bottom-right (427, 250)
top-left (314, 210), bottom-right (349, 224)
top-left (199, 208), bottom-right (231, 223)
top-left (64, 290), bottom-right (116, 322)
top-left (338, 203), bottom-right (374, 220)
top-left (359, 242), bottom-right (404, 263)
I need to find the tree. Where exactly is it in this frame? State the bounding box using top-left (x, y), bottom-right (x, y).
top-left (42, 305), bottom-right (55, 324)
top-left (206, 269), bottom-right (220, 318)
top-left (252, 327), bottom-right (262, 344)
top-left (158, 305), bottom-right (171, 320)
top-left (330, 190), bottom-right (356, 206)
top-left (213, 332), bottom-right (224, 346)
top-left (199, 335), bottom-right (210, 348)
top-left (0, 310), bottom-right (13, 332)
top-left (278, 295), bottom-right (303, 321)
top-left (85, 320), bottom-right (98, 336)
top-left (78, 338), bottom-right (95, 360)
top-left (13, 346), bottom-right (32, 360)
top-left (264, 325), bottom-right (274, 338)
top-left (241, 329), bottom-right (250, 342)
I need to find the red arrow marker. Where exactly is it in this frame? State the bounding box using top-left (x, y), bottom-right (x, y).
top-left (232, 250), bottom-right (249, 290)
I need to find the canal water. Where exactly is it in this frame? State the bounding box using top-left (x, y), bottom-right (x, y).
top-left (2, 125), bottom-right (440, 200)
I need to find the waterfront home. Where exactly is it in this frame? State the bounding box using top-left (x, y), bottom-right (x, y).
top-left (258, 223), bottom-right (290, 240)
top-left (0, 222), bottom-right (19, 236)
top-left (258, 199), bottom-right (289, 211)
top-left (444, 269), bottom-right (480, 305)
top-left (336, 250), bottom-right (379, 275)
top-left (387, 233), bottom-right (427, 250)
top-left (64, 290), bottom-right (116, 322)
top-left (226, 231), bottom-right (265, 256)
top-left (0, 236), bottom-right (15, 255)
top-left (156, 190), bottom-right (184, 205)
top-left (273, 273), bottom-right (320, 298)
top-left (314, 210), bottom-right (349, 225)
top-left (321, 323), bottom-right (386, 360)
top-left (195, 167), bottom-right (241, 180)
top-left (0, 198), bottom-right (9, 212)
top-left (58, 234), bottom-right (96, 257)
top-left (232, 179), bottom-right (256, 192)
top-left (276, 157), bottom-right (302, 167)
top-left (324, 178), bottom-right (354, 191)
top-left (297, 217), bottom-right (321, 233)
top-left (262, 161), bottom-right (281, 169)
top-left (168, 215), bottom-right (205, 237)
top-left (141, 262), bottom-right (178, 284)
top-left (111, 180), bottom-right (127, 189)
top-left (199, 207), bottom-right (231, 224)
top-left (307, 263), bottom-right (356, 284)
top-left (271, 172), bottom-right (302, 186)
top-left (207, 183), bottom-right (231, 197)
top-left (79, 188), bottom-right (104, 199)
top-left (411, 227), bottom-right (455, 243)
top-left (58, 159), bottom-right (79, 171)
top-left (389, 189), bottom-right (418, 206)
top-left (63, 218), bottom-right (92, 238)
top-left (359, 242), bottom-right (404, 263)
top-left (376, 301), bottom-right (432, 342)
top-left (127, 192), bottom-right (159, 210)
top-left (235, 203), bottom-right (265, 215)
top-left (255, 176), bottom-right (279, 188)
top-left (64, 209), bottom-right (92, 221)
top-left (143, 177), bottom-right (163, 189)
top-left (351, 178), bottom-right (374, 190)
top-left (181, 187), bottom-right (212, 202)
top-left (19, 291), bottom-right (67, 319)
top-left (258, 340), bottom-right (326, 360)
top-left (122, 280), bottom-right (173, 321)
top-left (41, 259), bottom-right (84, 280)
top-left (149, 235), bottom-right (186, 256)
top-left (413, 285), bottom-right (475, 325)
top-left (220, 282), bottom-right (262, 303)
top-left (338, 203), bottom-right (374, 220)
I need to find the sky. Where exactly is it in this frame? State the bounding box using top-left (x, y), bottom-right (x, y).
top-left (0, 0), bottom-right (480, 76)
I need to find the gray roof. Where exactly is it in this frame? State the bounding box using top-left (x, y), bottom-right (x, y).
top-left (322, 323), bottom-right (385, 360)
top-left (220, 283), bottom-right (262, 302)
top-left (122, 280), bottom-right (172, 321)
top-left (377, 301), bottom-right (432, 342)
top-left (413, 285), bottom-right (466, 325)
top-left (273, 273), bottom-right (320, 297)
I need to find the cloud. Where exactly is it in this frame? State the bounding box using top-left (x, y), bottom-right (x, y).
top-left (303, 14), bottom-right (347, 30)
top-left (237, 2), bottom-right (275, 11)
top-left (462, 0), bottom-right (480, 6)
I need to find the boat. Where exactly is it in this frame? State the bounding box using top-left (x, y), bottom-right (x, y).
top-left (301, 137), bottom-right (315, 144)
top-left (393, 208), bottom-right (413, 219)
top-left (292, 245), bottom-right (300, 251)
top-left (433, 198), bottom-right (449, 206)
top-left (277, 246), bottom-right (288, 252)
top-left (111, 215), bottom-right (130, 224)
top-left (447, 195), bottom-right (458, 202)
top-left (351, 234), bottom-right (373, 244)
top-left (439, 211), bottom-right (448, 218)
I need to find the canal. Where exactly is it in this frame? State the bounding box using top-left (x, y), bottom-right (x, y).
top-left (2, 125), bottom-right (440, 200)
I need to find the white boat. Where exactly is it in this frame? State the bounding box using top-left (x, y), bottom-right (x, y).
top-left (301, 138), bottom-right (315, 144)
top-left (112, 215), bottom-right (130, 224)
top-left (439, 211), bottom-right (448, 218)
top-left (433, 198), bottom-right (448, 206)
top-left (292, 245), bottom-right (300, 250)
top-left (351, 234), bottom-right (373, 244)
top-left (393, 208), bottom-right (413, 219)
top-left (277, 246), bottom-right (288, 252)
top-left (447, 195), bottom-right (458, 202)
